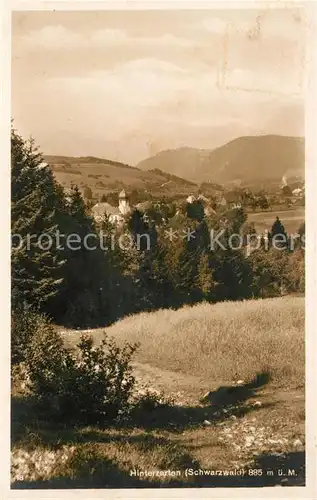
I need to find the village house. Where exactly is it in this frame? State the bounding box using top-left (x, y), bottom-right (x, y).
top-left (91, 189), bottom-right (132, 224)
top-left (218, 191), bottom-right (242, 209)
top-left (135, 200), bottom-right (153, 223)
top-left (292, 187), bottom-right (303, 197)
top-left (186, 194), bottom-right (216, 217)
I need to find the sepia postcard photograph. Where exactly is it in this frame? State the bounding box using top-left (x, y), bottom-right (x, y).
top-left (2, 0), bottom-right (316, 496)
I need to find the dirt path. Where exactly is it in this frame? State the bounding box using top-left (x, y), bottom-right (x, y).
top-left (132, 360), bottom-right (304, 408)
top-left (132, 360), bottom-right (305, 484)
top-left (132, 361), bottom-right (212, 405)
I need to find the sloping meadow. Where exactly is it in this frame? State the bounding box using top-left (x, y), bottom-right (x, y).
top-left (13, 296), bottom-right (305, 487)
top-left (101, 297), bottom-right (304, 387)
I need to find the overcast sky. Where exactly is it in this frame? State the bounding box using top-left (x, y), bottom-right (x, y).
top-left (12, 9), bottom-right (305, 165)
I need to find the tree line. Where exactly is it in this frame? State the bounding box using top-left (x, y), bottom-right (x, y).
top-left (11, 129), bottom-right (305, 328)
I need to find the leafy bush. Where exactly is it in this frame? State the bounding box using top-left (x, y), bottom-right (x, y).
top-left (129, 388), bottom-right (175, 426)
top-left (11, 308), bottom-right (52, 365)
top-left (23, 322), bottom-right (139, 424)
top-left (71, 334), bottom-right (139, 423)
top-left (287, 250), bottom-right (305, 293)
top-left (132, 388), bottom-right (174, 413)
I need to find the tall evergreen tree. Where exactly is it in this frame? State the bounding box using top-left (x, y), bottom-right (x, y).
top-left (196, 252), bottom-right (216, 300)
top-left (241, 221), bottom-right (257, 247)
top-left (186, 199), bottom-right (205, 221)
top-left (139, 239), bottom-right (173, 309)
top-left (212, 248), bottom-right (253, 301)
top-left (249, 247), bottom-right (290, 298)
top-left (59, 185), bottom-right (112, 326)
top-left (269, 216), bottom-right (288, 249)
top-left (11, 128), bottom-right (66, 312)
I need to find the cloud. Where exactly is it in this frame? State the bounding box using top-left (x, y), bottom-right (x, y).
top-left (112, 58), bottom-right (188, 74)
top-left (224, 67), bottom-right (302, 96)
top-left (199, 17), bottom-right (229, 35)
top-left (12, 11), bottom-right (305, 163)
top-left (20, 25), bottom-right (195, 51)
top-left (13, 54), bottom-right (303, 164)
top-left (21, 25), bottom-right (84, 50)
top-left (46, 58), bottom-right (218, 115)
top-left (42, 55), bottom-right (300, 144)
top-left (198, 15), bottom-right (260, 37)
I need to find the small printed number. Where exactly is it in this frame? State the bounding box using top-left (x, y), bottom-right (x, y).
top-left (248, 469), bottom-right (263, 476)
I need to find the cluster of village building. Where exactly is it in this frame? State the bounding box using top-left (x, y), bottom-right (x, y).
top-left (90, 189), bottom-right (242, 226)
top-left (89, 183), bottom-right (304, 227)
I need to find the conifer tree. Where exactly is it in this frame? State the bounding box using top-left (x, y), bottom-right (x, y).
top-left (197, 252), bottom-right (216, 299)
top-left (139, 239), bottom-right (173, 309)
top-left (269, 216), bottom-right (288, 249)
top-left (172, 226), bottom-right (201, 304)
top-left (60, 184), bottom-right (112, 326)
top-left (212, 249), bottom-right (253, 301)
top-left (249, 247), bottom-right (290, 297)
top-left (11, 128), bottom-right (66, 312)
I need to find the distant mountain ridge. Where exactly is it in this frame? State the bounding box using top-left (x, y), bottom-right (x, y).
top-left (137, 135), bottom-right (305, 187)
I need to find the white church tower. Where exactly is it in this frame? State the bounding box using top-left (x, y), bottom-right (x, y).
top-left (118, 189), bottom-right (131, 215)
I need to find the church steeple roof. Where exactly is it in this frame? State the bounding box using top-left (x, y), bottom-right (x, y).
top-left (119, 189), bottom-right (127, 199)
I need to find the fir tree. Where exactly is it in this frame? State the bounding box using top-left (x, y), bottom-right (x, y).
top-left (60, 184), bottom-right (112, 326)
top-left (139, 240), bottom-right (173, 309)
top-left (11, 128), bottom-right (66, 312)
top-left (269, 216), bottom-right (288, 249)
top-left (241, 221), bottom-right (257, 247)
top-left (249, 247), bottom-right (290, 298)
top-left (186, 199), bottom-right (205, 221)
top-left (197, 252), bottom-right (216, 299)
top-left (213, 249), bottom-right (253, 301)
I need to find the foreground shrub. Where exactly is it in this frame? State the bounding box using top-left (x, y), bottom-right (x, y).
top-left (11, 308), bottom-right (52, 365)
top-left (70, 334), bottom-right (139, 423)
top-left (23, 321), bottom-right (139, 424)
top-left (129, 388), bottom-right (175, 427)
top-left (132, 388), bottom-right (174, 414)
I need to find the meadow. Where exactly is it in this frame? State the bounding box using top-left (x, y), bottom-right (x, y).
top-left (247, 208), bottom-right (305, 235)
top-left (64, 296), bottom-right (305, 389)
top-left (12, 296), bottom-right (305, 488)
top-left (47, 157), bottom-right (196, 199)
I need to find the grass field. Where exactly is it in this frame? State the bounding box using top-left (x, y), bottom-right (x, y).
top-left (64, 296), bottom-right (305, 389)
top-left (12, 297), bottom-right (305, 488)
top-left (247, 208), bottom-right (305, 235)
top-left (47, 157), bottom-right (196, 200)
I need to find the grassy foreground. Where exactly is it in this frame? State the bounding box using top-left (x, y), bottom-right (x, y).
top-left (75, 296), bottom-right (305, 388)
top-left (12, 297), bottom-right (305, 488)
